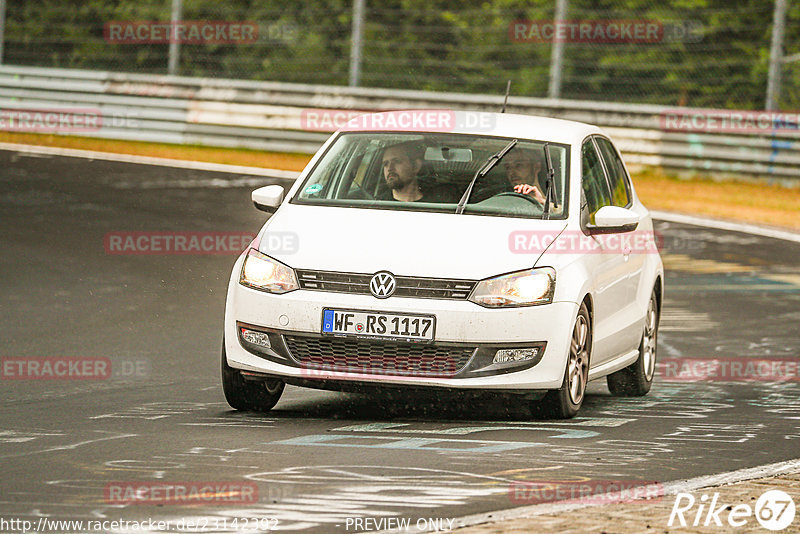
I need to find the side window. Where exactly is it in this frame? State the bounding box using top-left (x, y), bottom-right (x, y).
top-left (300, 138), bottom-right (352, 199)
top-left (595, 137), bottom-right (631, 208)
top-left (346, 142), bottom-right (380, 197)
top-left (581, 140), bottom-right (611, 224)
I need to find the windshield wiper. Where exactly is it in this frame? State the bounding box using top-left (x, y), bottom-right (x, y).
top-left (542, 142), bottom-right (558, 220)
top-left (455, 139), bottom-right (518, 215)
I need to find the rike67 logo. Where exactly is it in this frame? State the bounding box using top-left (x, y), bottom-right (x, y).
top-left (669, 490), bottom-right (796, 531)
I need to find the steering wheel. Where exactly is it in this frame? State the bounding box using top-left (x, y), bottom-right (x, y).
top-left (492, 191), bottom-right (544, 208)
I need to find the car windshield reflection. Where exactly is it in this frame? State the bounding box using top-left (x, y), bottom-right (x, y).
top-left (293, 132), bottom-right (569, 219)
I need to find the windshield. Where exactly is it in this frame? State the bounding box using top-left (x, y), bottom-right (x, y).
top-left (293, 132), bottom-right (568, 218)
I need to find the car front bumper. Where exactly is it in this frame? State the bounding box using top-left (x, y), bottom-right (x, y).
top-left (224, 261), bottom-right (579, 391)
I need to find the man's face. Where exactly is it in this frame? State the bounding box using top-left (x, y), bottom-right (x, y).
top-left (504, 151), bottom-right (541, 186)
top-left (382, 146), bottom-right (421, 190)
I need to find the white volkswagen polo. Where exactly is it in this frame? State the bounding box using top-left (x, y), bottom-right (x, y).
top-left (222, 111), bottom-right (663, 418)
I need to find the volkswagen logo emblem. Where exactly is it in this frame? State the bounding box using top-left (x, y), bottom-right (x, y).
top-left (369, 271), bottom-right (396, 299)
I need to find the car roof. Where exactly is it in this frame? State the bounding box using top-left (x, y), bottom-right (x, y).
top-left (339, 111), bottom-right (604, 145)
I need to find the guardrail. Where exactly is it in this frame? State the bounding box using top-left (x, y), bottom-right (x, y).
top-left (1, 65), bottom-right (799, 180)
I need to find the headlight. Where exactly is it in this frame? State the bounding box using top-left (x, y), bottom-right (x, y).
top-left (239, 249), bottom-right (299, 294)
top-left (469, 267), bottom-right (555, 307)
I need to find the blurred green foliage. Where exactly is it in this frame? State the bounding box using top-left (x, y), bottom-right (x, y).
top-left (5, 0), bottom-right (799, 109)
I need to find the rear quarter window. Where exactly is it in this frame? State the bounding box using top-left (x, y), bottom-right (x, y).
top-left (581, 140), bottom-right (612, 224)
top-left (595, 137), bottom-right (632, 208)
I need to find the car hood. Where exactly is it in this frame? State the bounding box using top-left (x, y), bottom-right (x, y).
top-left (257, 204), bottom-right (569, 280)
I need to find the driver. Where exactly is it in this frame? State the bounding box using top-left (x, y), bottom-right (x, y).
top-left (503, 148), bottom-right (547, 205)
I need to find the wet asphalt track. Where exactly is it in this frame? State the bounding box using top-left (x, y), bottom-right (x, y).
top-left (1, 149), bottom-right (799, 533)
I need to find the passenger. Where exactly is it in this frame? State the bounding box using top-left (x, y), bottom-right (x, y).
top-left (381, 142), bottom-right (443, 202)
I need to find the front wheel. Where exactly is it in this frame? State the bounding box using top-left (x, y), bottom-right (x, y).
top-left (221, 341), bottom-right (284, 411)
top-left (533, 302), bottom-right (591, 419)
top-left (607, 290), bottom-right (659, 396)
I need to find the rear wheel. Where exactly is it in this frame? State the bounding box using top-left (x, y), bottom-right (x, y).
top-left (533, 302), bottom-right (591, 419)
top-left (607, 290), bottom-right (658, 396)
top-left (221, 341), bottom-right (284, 411)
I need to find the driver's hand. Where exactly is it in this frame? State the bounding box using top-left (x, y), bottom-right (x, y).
top-left (513, 184), bottom-right (546, 204)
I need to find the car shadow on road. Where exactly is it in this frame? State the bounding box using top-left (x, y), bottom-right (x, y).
top-left (222, 382), bottom-right (620, 422)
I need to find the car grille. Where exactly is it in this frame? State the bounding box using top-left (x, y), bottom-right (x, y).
top-left (295, 269), bottom-right (476, 300)
top-left (284, 335), bottom-right (475, 377)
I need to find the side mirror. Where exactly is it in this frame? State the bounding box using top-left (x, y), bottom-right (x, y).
top-left (252, 185), bottom-right (285, 213)
top-left (587, 205), bottom-right (640, 234)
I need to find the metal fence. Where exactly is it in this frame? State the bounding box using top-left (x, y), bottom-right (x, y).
top-left (1, 0), bottom-right (799, 111)
top-left (2, 65), bottom-right (800, 180)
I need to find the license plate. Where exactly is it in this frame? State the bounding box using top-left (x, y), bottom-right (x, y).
top-left (321, 308), bottom-right (435, 342)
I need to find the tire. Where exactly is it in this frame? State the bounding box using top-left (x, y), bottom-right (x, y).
top-left (533, 301), bottom-right (591, 419)
top-left (607, 290), bottom-right (658, 396)
top-left (221, 341), bottom-right (284, 412)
